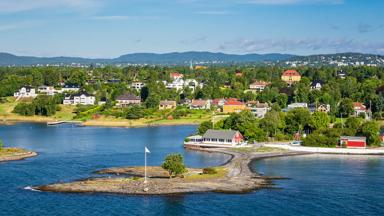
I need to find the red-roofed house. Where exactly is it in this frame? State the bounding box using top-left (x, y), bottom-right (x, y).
top-left (223, 99), bottom-right (247, 113)
top-left (170, 72), bottom-right (184, 80)
top-left (281, 70), bottom-right (301, 84)
top-left (353, 102), bottom-right (370, 119)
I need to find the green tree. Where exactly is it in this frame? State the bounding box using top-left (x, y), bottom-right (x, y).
top-left (161, 154), bottom-right (186, 178)
top-left (285, 108), bottom-right (311, 134)
top-left (360, 121), bottom-right (380, 146)
top-left (197, 121), bottom-right (213, 135)
top-left (0, 139), bottom-right (3, 149)
top-left (259, 111), bottom-right (285, 136)
top-left (338, 98), bottom-right (354, 117)
top-left (309, 112), bottom-right (330, 130)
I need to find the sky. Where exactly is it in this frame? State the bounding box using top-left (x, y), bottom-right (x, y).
top-left (0, 0), bottom-right (383, 58)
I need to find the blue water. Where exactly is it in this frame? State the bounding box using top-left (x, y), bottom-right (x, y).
top-left (0, 123), bottom-right (383, 215)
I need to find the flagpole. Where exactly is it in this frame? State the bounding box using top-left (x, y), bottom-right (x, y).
top-left (144, 147), bottom-right (147, 184)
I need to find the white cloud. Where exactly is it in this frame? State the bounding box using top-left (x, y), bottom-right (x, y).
top-left (90, 15), bottom-right (162, 21)
top-left (0, 0), bottom-right (102, 13)
top-left (0, 20), bottom-right (42, 31)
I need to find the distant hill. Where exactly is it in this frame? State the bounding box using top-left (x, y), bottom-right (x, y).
top-left (0, 52), bottom-right (295, 66)
top-left (1, 51), bottom-right (383, 66)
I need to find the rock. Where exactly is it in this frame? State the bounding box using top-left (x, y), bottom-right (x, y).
top-left (143, 187), bottom-right (149, 192)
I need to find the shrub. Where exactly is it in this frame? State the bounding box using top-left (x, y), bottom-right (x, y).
top-left (0, 140), bottom-right (3, 149)
top-left (202, 167), bottom-right (217, 175)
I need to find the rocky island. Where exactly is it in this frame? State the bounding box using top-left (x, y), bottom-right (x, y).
top-left (0, 147), bottom-right (37, 162)
top-left (34, 147), bottom-right (308, 195)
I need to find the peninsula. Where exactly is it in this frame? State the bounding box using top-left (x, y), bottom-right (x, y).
top-left (34, 147), bottom-right (308, 195)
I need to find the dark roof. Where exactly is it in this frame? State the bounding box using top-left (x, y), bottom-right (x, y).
top-left (116, 94), bottom-right (141, 101)
top-left (63, 84), bottom-right (80, 88)
top-left (202, 129), bottom-right (239, 140)
top-left (311, 80), bottom-right (324, 86)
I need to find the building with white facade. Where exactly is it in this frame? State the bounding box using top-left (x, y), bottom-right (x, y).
top-left (14, 87), bottom-right (37, 98)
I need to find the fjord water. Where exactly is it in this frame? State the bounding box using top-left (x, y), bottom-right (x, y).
top-left (1, 123), bottom-right (383, 215)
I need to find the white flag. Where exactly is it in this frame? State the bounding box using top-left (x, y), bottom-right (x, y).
top-left (145, 147), bottom-right (150, 153)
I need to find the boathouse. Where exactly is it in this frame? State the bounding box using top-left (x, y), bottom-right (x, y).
top-left (202, 129), bottom-right (244, 146)
top-left (340, 136), bottom-right (367, 149)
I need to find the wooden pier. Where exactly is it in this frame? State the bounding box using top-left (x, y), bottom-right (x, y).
top-left (47, 121), bottom-right (82, 126)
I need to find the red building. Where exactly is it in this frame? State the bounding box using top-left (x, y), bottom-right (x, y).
top-left (340, 136), bottom-right (367, 149)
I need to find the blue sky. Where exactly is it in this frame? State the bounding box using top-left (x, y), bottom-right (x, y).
top-left (0, 0), bottom-right (383, 57)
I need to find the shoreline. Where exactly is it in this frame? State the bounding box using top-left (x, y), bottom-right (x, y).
top-left (33, 147), bottom-right (309, 195)
top-left (0, 148), bottom-right (38, 162)
top-left (0, 117), bottom-right (202, 128)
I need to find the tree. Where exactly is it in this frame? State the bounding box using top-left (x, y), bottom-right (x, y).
top-left (197, 121), bottom-right (213, 135)
top-left (338, 98), bottom-right (354, 117)
top-left (144, 94), bottom-right (160, 108)
top-left (285, 108), bottom-right (311, 134)
top-left (161, 154), bottom-right (186, 178)
top-left (309, 112), bottom-right (330, 130)
top-left (0, 139), bottom-right (3, 149)
top-left (259, 110), bottom-right (285, 136)
top-left (13, 103), bottom-right (35, 116)
top-left (344, 117), bottom-right (362, 132)
top-left (360, 121), bottom-right (380, 146)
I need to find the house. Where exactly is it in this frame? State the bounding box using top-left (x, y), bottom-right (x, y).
top-left (223, 99), bottom-right (246, 113)
top-left (184, 79), bottom-right (202, 92)
top-left (159, 100), bottom-right (177, 110)
top-left (62, 84), bottom-right (80, 92)
top-left (235, 70), bottom-right (243, 77)
top-left (310, 80), bottom-right (324, 90)
top-left (165, 79), bottom-right (185, 91)
top-left (353, 102), bottom-right (370, 119)
top-left (308, 103), bottom-right (331, 113)
top-left (287, 103), bottom-right (308, 111)
top-left (116, 94), bottom-right (141, 107)
top-left (131, 82), bottom-right (145, 91)
top-left (202, 129), bottom-right (244, 147)
top-left (98, 97), bottom-right (107, 105)
top-left (248, 102), bottom-right (270, 118)
top-left (281, 70), bottom-right (301, 84)
top-left (63, 92), bottom-right (95, 105)
top-left (190, 99), bottom-right (211, 110)
top-left (211, 98), bottom-right (226, 107)
top-left (14, 86), bottom-right (37, 98)
top-left (170, 72), bottom-right (184, 80)
top-left (340, 136), bottom-right (367, 149)
top-left (337, 70), bottom-right (347, 79)
top-left (37, 86), bottom-right (58, 96)
top-left (249, 81), bottom-right (270, 92)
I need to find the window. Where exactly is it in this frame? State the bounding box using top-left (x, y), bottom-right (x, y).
top-left (227, 139), bottom-right (232, 143)
top-left (219, 139), bottom-right (224, 143)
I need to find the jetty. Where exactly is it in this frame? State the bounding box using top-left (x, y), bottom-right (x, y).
top-left (47, 121), bottom-right (82, 126)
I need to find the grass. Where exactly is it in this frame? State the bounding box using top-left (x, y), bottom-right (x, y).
top-left (0, 147), bottom-right (29, 157)
top-left (184, 167), bottom-right (227, 180)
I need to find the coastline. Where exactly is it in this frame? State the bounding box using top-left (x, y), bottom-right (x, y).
top-left (33, 147), bottom-right (309, 195)
top-left (0, 116), bottom-right (204, 128)
top-left (0, 148), bottom-right (38, 162)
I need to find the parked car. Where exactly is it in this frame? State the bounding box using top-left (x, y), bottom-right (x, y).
top-left (290, 141), bottom-right (302, 146)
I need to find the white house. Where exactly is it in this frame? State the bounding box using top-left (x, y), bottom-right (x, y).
top-left (190, 99), bottom-right (211, 110)
top-left (310, 80), bottom-right (323, 90)
top-left (249, 81), bottom-right (270, 92)
top-left (37, 86), bottom-right (58, 96)
top-left (287, 103), bottom-right (308, 111)
top-left (131, 82), bottom-right (145, 91)
top-left (184, 129), bottom-right (245, 148)
top-left (62, 84), bottom-right (80, 92)
top-left (63, 92), bottom-right (95, 105)
top-left (165, 79), bottom-right (185, 91)
top-left (249, 102), bottom-right (270, 118)
top-left (14, 86), bottom-right (37, 98)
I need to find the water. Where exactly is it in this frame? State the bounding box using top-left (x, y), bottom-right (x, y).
top-left (1, 123), bottom-right (383, 215)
